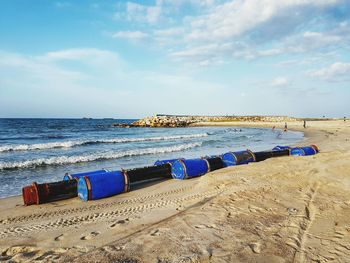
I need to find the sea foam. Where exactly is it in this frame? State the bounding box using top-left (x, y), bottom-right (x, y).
top-left (0, 142), bottom-right (202, 170)
top-left (0, 133), bottom-right (208, 152)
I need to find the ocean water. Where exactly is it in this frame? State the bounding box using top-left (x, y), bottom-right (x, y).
top-left (0, 118), bottom-right (304, 198)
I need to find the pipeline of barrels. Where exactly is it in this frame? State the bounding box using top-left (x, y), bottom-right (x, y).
top-left (22, 145), bottom-right (319, 205)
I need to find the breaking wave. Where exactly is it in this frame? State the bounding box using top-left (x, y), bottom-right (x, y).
top-left (0, 142), bottom-right (202, 170)
top-left (0, 133), bottom-right (208, 152)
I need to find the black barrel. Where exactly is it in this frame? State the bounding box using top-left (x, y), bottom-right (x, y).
top-left (222, 150), bottom-right (256, 167)
top-left (23, 180), bottom-right (77, 205)
top-left (203, 156), bottom-right (224, 171)
top-left (253, 149), bottom-right (290, 162)
top-left (124, 164), bottom-right (172, 183)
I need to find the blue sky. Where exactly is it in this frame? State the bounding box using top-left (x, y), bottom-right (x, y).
top-left (0, 0), bottom-right (349, 118)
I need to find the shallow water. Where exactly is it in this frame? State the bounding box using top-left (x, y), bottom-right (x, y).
top-left (0, 118), bottom-right (303, 198)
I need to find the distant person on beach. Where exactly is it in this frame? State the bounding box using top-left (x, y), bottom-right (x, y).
top-left (284, 122), bottom-right (288, 132)
top-left (344, 117), bottom-right (346, 122)
top-left (303, 120), bottom-right (306, 128)
top-left (272, 126), bottom-right (275, 131)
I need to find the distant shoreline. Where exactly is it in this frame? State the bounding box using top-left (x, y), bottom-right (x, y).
top-left (116, 115), bottom-right (340, 128)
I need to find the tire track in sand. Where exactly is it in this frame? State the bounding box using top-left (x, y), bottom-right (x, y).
top-left (0, 187), bottom-right (224, 238)
top-left (286, 182), bottom-right (319, 263)
top-left (0, 185), bottom-right (194, 225)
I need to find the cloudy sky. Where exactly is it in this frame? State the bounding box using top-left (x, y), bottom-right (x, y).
top-left (0, 0), bottom-right (349, 118)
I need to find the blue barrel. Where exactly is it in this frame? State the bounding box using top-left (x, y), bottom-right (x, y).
top-left (78, 171), bottom-right (128, 201)
top-left (171, 159), bottom-right (209, 180)
top-left (272, 145), bottom-right (291, 151)
top-left (291, 146), bottom-right (317, 156)
top-left (302, 146), bottom-right (317, 155)
top-left (222, 150), bottom-right (255, 167)
top-left (63, 169), bottom-right (108, 181)
top-left (154, 158), bottom-right (181, 166)
top-left (290, 147), bottom-right (305, 156)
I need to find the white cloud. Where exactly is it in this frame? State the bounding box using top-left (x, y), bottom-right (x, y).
top-left (0, 50), bottom-right (84, 81)
top-left (0, 49), bottom-right (125, 98)
top-left (282, 24), bottom-right (349, 54)
top-left (303, 31), bottom-right (341, 44)
top-left (114, 0), bottom-right (220, 31)
top-left (185, 0), bottom-right (343, 42)
top-left (232, 48), bottom-right (283, 60)
top-left (169, 18), bottom-right (350, 64)
top-left (125, 2), bottom-right (162, 24)
top-left (45, 48), bottom-right (119, 61)
top-left (308, 62), bottom-right (350, 82)
top-left (162, 0), bottom-right (216, 8)
top-left (151, 28), bottom-right (186, 46)
top-left (153, 27), bottom-right (184, 37)
top-left (110, 0), bottom-right (349, 66)
top-left (0, 49), bottom-right (230, 117)
top-left (278, 52), bottom-right (338, 66)
top-left (171, 43), bottom-right (223, 59)
top-left (112, 31), bottom-right (148, 40)
top-left (148, 0), bottom-right (348, 65)
top-left (270, 77), bottom-right (290, 87)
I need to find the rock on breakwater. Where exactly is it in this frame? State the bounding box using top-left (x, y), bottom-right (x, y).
top-left (114, 115), bottom-right (299, 128)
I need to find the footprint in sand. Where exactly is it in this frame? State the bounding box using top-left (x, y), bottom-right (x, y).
top-left (150, 228), bottom-right (169, 236)
top-left (150, 229), bottom-right (160, 236)
top-left (195, 224), bottom-right (216, 229)
top-left (54, 234), bottom-right (64, 241)
top-left (2, 246), bottom-right (37, 257)
top-left (287, 207), bottom-right (299, 215)
top-left (103, 245), bottom-right (125, 252)
top-left (0, 246), bottom-right (40, 261)
top-left (80, 231), bottom-right (100, 240)
top-left (195, 224), bottom-right (207, 229)
top-left (34, 250), bottom-right (65, 261)
top-left (110, 218), bottom-right (129, 228)
top-left (249, 242), bottom-right (262, 254)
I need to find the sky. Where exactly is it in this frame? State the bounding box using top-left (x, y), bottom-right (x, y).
top-left (0, 0), bottom-right (349, 118)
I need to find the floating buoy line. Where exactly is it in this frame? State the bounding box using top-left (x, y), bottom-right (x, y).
top-left (22, 145), bottom-right (319, 205)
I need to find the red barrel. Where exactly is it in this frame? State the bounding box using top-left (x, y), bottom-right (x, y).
top-left (22, 184), bottom-right (39, 205)
top-left (22, 180), bottom-right (77, 206)
top-left (310, 144), bottom-right (319, 153)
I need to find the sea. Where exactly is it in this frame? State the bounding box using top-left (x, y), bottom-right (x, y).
top-left (0, 118), bottom-right (304, 198)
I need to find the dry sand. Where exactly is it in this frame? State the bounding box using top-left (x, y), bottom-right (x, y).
top-left (0, 120), bottom-right (350, 263)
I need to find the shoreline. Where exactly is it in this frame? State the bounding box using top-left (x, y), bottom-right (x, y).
top-left (1, 120), bottom-right (350, 262)
top-left (0, 124), bottom-right (304, 201)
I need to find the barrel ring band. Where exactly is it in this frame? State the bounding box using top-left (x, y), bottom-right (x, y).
top-left (247, 149), bottom-right (256, 162)
top-left (232, 152), bottom-right (238, 163)
top-left (32, 182), bottom-right (40, 205)
top-left (84, 176), bottom-right (92, 201)
top-left (203, 159), bottom-right (210, 173)
top-left (123, 172), bottom-right (129, 192)
top-left (179, 159), bottom-right (188, 179)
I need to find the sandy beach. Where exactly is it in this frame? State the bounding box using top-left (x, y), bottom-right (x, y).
top-left (0, 120), bottom-right (349, 263)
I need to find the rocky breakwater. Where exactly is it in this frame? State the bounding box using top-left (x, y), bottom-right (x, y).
top-left (131, 116), bottom-right (196, 128)
top-left (113, 115), bottom-right (299, 128)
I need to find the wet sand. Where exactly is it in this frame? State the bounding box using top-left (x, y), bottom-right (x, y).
top-left (0, 120), bottom-right (349, 262)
